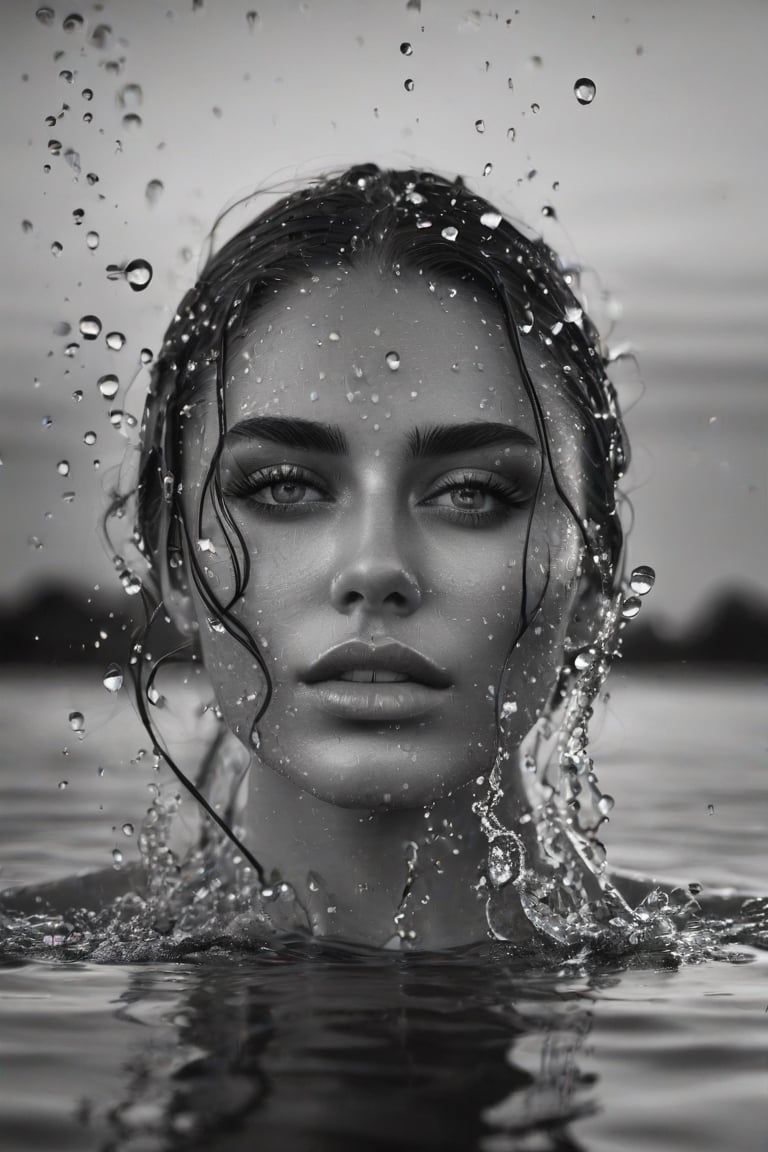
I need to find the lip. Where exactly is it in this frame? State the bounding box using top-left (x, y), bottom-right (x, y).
top-left (303, 639), bottom-right (452, 690)
top-left (302, 680), bottom-right (447, 721)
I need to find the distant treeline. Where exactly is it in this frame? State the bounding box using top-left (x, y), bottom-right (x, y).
top-left (0, 585), bottom-right (766, 668)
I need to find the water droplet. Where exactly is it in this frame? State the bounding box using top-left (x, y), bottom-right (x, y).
top-left (48, 138), bottom-right (62, 155)
top-left (106, 330), bottom-right (125, 350)
top-left (507, 126), bottom-right (516, 142)
top-left (482, 162), bottom-right (493, 176)
top-left (84, 431), bottom-right (96, 446)
top-left (28, 535), bottom-right (44, 549)
top-left (109, 409), bottom-right (136, 432)
top-left (400, 41), bottom-right (412, 55)
top-left (102, 664), bottom-right (123, 692)
top-left (62, 12), bottom-right (85, 32)
top-left (519, 308), bottom-right (534, 335)
top-left (328, 330), bottom-right (340, 342)
top-left (630, 564), bottom-right (656, 596)
top-left (58, 70), bottom-right (74, 84)
top-left (82, 111), bottom-right (92, 123)
top-left (36, 6), bottom-right (56, 25)
top-left (474, 119), bottom-right (486, 134)
top-left (64, 147), bottom-right (80, 173)
top-left (500, 700), bottom-right (517, 718)
top-left (574, 649), bottom-right (594, 671)
top-left (573, 77), bottom-right (596, 105)
top-left (21, 219), bottom-right (33, 235)
top-left (72, 208), bottom-right (84, 225)
top-left (41, 416), bottom-right (53, 428)
top-left (112, 848), bottom-right (124, 865)
top-left (707, 803), bottom-right (715, 816)
top-left (140, 347), bottom-right (153, 364)
top-left (62, 491), bottom-right (75, 504)
top-left (530, 102), bottom-right (540, 113)
top-left (121, 112), bottom-right (142, 131)
top-left (597, 794), bottom-right (615, 816)
top-left (57, 460), bottom-right (70, 476)
top-left (124, 258), bottom-right (153, 291)
top-left (385, 350), bottom-right (401, 371)
top-left (72, 389), bottom-right (83, 402)
top-left (86, 171), bottom-right (98, 185)
top-left (79, 315), bottom-right (101, 339)
top-left (81, 87), bottom-right (93, 101)
top-left (564, 304), bottom-right (583, 324)
top-left (58, 779), bottom-right (68, 790)
top-left (441, 225), bottom-right (458, 242)
top-left (246, 10), bottom-right (260, 31)
top-left (145, 178), bottom-right (164, 205)
top-left (480, 210), bottom-right (502, 230)
top-left (120, 570), bottom-right (142, 596)
top-left (85, 230), bottom-right (99, 249)
top-left (64, 342), bottom-right (79, 357)
top-left (121, 822), bottom-right (134, 836)
top-left (404, 78), bottom-right (414, 91)
top-left (541, 204), bottom-right (556, 218)
top-left (68, 710), bottom-right (84, 731)
top-left (98, 374), bottom-right (119, 399)
top-left (117, 82), bottom-right (142, 108)
top-left (51, 241), bottom-right (63, 257)
top-left (621, 596), bottom-right (641, 620)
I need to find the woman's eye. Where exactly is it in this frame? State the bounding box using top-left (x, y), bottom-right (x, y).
top-left (226, 466), bottom-right (328, 511)
top-left (424, 474), bottom-right (521, 522)
top-left (262, 480), bottom-right (312, 505)
top-left (442, 486), bottom-right (495, 512)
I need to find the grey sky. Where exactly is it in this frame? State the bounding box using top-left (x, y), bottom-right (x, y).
top-left (1, 0), bottom-right (766, 629)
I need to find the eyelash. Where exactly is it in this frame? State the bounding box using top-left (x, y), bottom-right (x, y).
top-left (225, 465), bottom-right (531, 526)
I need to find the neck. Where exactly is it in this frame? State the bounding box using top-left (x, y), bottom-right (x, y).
top-left (242, 751), bottom-right (532, 950)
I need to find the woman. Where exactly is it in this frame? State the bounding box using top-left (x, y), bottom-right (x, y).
top-left (3, 164), bottom-right (654, 951)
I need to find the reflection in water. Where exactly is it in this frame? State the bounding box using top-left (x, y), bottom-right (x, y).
top-left (100, 943), bottom-right (603, 1152)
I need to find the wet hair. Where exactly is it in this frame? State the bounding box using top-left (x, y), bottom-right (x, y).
top-left (114, 164), bottom-right (631, 873)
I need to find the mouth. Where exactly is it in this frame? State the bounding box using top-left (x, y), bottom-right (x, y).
top-left (302, 639), bottom-right (452, 721)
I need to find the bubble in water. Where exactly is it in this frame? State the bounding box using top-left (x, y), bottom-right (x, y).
top-left (573, 77), bottom-right (596, 105)
top-left (474, 118), bottom-right (485, 133)
top-left (404, 78), bottom-right (414, 91)
top-left (79, 315), bottom-right (101, 339)
top-left (630, 564), bottom-right (656, 595)
top-left (36, 6), bottom-right (56, 25)
top-left (102, 663), bottom-right (123, 692)
top-left (97, 374), bottom-right (119, 399)
top-left (441, 225), bottom-right (458, 242)
top-left (51, 241), bottom-right (63, 257)
top-left (145, 178), bottom-right (164, 206)
top-left (57, 460), bottom-right (70, 476)
top-left (85, 230), bottom-right (99, 249)
top-left (106, 330), bottom-right (125, 350)
top-left (124, 258), bottom-right (153, 291)
top-left (385, 350), bottom-right (401, 371)
top-left (621, 596), bottom-right (642, 620)
top-left (112, 848), bottom-right (123, 865)
top-left (400, 41), bottom-right (413, 55)
top-left (68, 710), bottom-right (85, 731)
top-left (122, 822), bottom-right (134, 836)
top-left (62, 12), bottom-right (85, 32)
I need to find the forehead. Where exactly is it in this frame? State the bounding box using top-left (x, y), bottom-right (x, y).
top-left (222, 263), bottom-right (536, 440)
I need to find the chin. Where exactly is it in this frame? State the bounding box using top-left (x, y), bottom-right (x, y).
top-left (263, 737), bottom-right (489, 811)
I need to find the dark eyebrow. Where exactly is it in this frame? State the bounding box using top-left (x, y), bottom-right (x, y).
top-left (225, 416), bottom-right (538, 458)
top-left (407, 422), bottom-right (539, 458)
top-left (227, 415), bottom-right (348, 455)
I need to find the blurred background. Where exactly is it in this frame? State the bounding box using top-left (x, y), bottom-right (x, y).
top-left (1, 0), bottom-right (766, 665)
top-left (0, 0), bottom-right (766, 887)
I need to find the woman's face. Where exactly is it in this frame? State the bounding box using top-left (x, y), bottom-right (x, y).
top-left (178, 262), bottom-right (585, 810)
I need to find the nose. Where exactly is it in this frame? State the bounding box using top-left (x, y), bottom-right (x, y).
top-left (330, 495), bottom-right (422, 618)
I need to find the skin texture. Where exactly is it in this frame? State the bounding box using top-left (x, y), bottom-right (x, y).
top-left (169, 262), bottom-right (589, 946)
